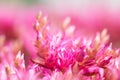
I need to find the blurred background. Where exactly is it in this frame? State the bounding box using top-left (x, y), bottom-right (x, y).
top-left (0, 0), bottom-right (120, 58)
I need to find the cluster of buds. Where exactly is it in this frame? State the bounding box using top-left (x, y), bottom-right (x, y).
top-left (0, 29), bottom-right (38, 80)
top-left (32, 12), bottom-right (120, 80)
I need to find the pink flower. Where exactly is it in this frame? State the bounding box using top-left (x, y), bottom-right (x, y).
top-left (32, 12), bottom-right (120, 80)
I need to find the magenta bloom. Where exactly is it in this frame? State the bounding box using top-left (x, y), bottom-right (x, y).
top-left (31, 12), bottom-right (120, 80)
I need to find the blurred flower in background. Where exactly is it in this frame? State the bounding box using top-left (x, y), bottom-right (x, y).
top-left (0, 0), bottom-right (120, 80)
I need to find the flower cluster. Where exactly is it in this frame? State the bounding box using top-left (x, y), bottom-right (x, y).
top-left (32, 12), bottom-right (120, 80)
top-left (0, 12), bottom-right (120, 80)
top-left (0, 35), bottom-right (38, 80)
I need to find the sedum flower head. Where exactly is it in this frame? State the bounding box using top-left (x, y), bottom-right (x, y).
top-left (32, 12), bottom-right (120, 80)
top-left (0, 35), bottom-right (38, 80)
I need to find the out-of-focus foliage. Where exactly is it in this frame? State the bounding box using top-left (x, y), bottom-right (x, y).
top-left (0, 0), bottom-right (43, 5)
